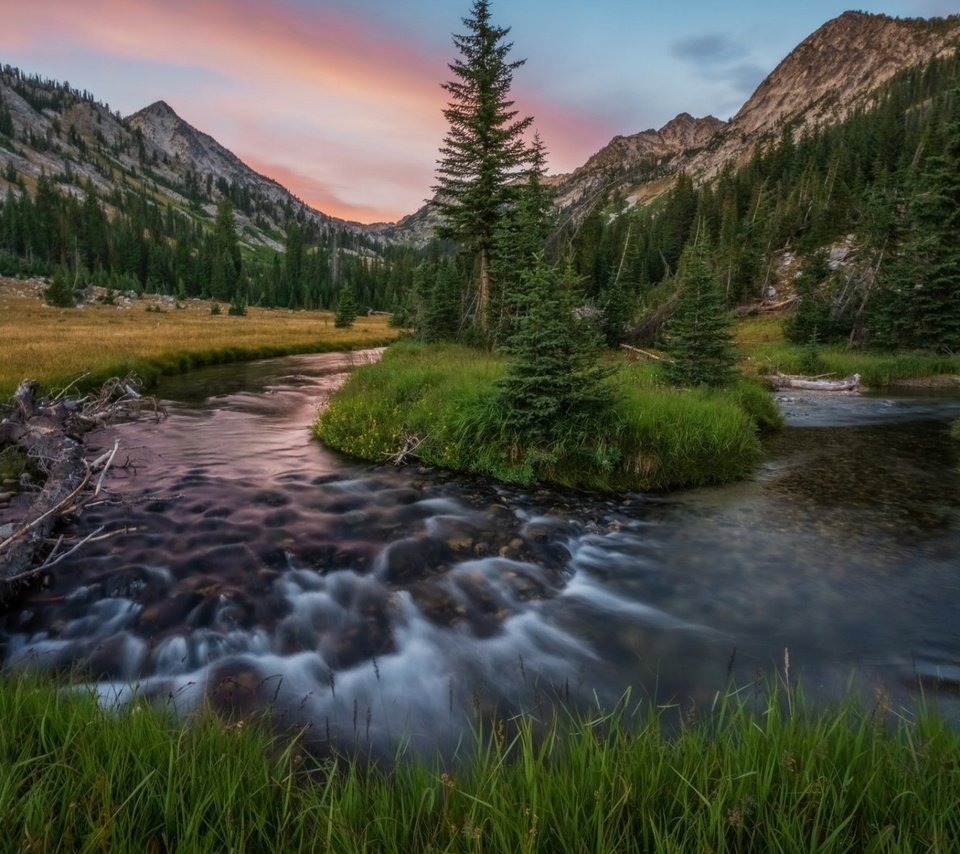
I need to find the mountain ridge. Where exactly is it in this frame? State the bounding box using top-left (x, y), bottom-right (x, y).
top-left (0, 71), bottom-right (388, 249)
top-left (3, 10), bottom-right (960, 247)
top-left (556, 11), bottom-right (960, 221)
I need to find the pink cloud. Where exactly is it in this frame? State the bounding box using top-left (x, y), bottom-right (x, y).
top-left (1, 0), bottom-right (618, 221)
top-left (241, 156), bottom-right (396, 223)
top-left (2, 0), bottom-right (447, 119)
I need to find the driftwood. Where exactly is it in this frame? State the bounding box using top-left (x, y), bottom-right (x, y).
top-left (0, 376), bottom-right (164, 603)
top-left (734, 295), bottom-right (799, 317)
top-left (385, 433), bottom-right (425, 467)
top-left (766, 372), bottom-right (861, 391)
top-left (620, 344), bottom-right (670, 363)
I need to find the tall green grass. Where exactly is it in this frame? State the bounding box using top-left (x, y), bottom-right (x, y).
top-left (738, 316), bottom-right (960, 386)
top-left (314, 341), bottom-right (781, 492)
top-left (1, 674), bottom-right (957, 852)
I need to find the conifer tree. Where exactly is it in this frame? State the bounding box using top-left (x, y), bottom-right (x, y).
top-left (490, 132), bottom-right (553, 344)
top-left (43, 266), bottom-right (75, 308)
top-left (784, 250), bottom-right (840, 344)
top-left (433, 0), bottom-right (533, 331)
top-left (334, 284), bottom-right (359, 328)
top-left (0, 98), bottom-right (13, 138)
top-left (416, 258), bottom-right (462, 342)
top-left (660, 240), bottom-right (737, 387)
top-left (210, 199), bottom-right (241, 300)
top-left (872, 108), bottom-right (960, 352)
top-left (228, 290), bottom-right (247, 316)
top-left (497, 258), bottom-right (611, 445)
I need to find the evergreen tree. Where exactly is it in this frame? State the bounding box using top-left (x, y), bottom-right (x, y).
top-left (490, 132), bottom-right (554, 344)
top-left (497, 258), bottom-right (611, 445)
top-left (416, 258), bottom-right (462, 341)
top-left (872, 108), bottom-right (960, 352)
top-left (433, 0), bottom-right (533, 330)
top-left (0, 98), bottom-right (13, 138)
top-left (43, 266), bottom-right (75, 307)
top-left (599, 274), bottom-right (632, 348)
top-left (784, 250), bottom-right (841, 344)
top-left (210, 199), bottom-right (241, 300)
top-left (228, 290), bottom-right (247, 316)
top-left (334, 284), bottom-right (359, 328)
top-left (660, 241), bottom-right (737, 387)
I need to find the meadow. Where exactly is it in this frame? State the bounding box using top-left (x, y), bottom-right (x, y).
top-left (737, 315), bottom-right (960, 387)
top-left (0, 278), bottom-right (398, 397)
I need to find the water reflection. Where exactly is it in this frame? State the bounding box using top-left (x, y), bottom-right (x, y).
top-left (2, 355), bottom-right (959, 756)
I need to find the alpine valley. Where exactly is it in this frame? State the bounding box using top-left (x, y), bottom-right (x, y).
top-left (2, 11), bottom-right (959, 279)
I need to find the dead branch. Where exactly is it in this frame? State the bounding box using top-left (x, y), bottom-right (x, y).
top-left (620, 344), bottom-right (670, 363)
top-left (0, 375), bottom-right (166, 598)
top-left (385, 434), bottom-right (425, 466)
top-left (765, 372), bottom-right (861, 391)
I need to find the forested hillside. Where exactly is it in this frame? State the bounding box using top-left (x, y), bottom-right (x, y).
top-left (563, 50), bottom-right (960, 352)
top-left (0, 66), bottom-right (422, 311)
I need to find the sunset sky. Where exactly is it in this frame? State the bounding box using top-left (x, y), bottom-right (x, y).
top-left (2, 0), bottom-right (958, 223)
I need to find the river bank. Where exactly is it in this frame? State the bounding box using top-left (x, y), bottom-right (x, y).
top-left (3, 673), bottom-right (958, 852)
top-left (0, 276), bottom-right (398, 398)
top-left (3, 352), bottom-right (958, 739)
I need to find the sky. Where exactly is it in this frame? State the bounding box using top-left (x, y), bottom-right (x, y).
top-left (2, 0), bottom-right (958, 223)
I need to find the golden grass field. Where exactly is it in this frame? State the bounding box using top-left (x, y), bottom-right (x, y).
top-left (0, 278), bottom-right (400, 397)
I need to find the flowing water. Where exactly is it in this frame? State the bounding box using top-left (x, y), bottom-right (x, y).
top-left (3, 352), bottom-right (960, 756)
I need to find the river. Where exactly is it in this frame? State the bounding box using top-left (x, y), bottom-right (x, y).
top-left (2, 351), bottom-right (959, 757)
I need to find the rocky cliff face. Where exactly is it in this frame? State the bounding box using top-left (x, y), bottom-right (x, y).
top-left (554, 11), bottom-right (960, 222)
top-left (680, 11), bottom-right (960, 181)
top-left (553, 113), bottom-right (726, 212)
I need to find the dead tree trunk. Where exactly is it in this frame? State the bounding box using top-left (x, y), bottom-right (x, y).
top-left (0, 377), bottom-right (162, 603)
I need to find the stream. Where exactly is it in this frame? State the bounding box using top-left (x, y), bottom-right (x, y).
top-left (2, 351), bottom-right (960, 757)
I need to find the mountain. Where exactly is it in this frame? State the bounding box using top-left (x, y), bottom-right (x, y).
top-left (0, 67), bottom-right (385, 251)
top-left (552, 113), bottom-right (727, 213)
top-left (3, 11), bottom-right (959, 250)
top-left (555, 11), bottom-right (960, 222)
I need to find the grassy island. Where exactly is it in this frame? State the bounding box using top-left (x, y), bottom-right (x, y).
top-left (314, 340), bottom-right (781, 492)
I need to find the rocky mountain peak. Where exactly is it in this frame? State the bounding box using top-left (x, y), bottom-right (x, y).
top-left (658, 112), bottom-right (726, 150)
top-left (727, 11), bottom-right (960, 141)
top-left (137, 99), bottom-right (177, 117)
top-left (548, 9), bottom-right (960, 227)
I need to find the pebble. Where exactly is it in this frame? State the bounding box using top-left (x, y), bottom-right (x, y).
top-left (0, 523), bottom-right (14, 537)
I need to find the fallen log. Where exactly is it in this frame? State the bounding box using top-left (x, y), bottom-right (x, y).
top-left (766, 372), bottom-right (861, 391)
top-left (0, 376), bottom-right (163, 603)
top-left (620, 344), bottom-right (670, 363)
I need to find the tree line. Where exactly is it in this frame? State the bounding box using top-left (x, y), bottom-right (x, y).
top-left (561, 49), bottom-right (960, 353)
top-left (0, 173), bottom-right (424, 312)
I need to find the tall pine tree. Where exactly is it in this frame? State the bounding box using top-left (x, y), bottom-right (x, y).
top-left (660, 240), bottom-right (737, 387)
top-left (433, 0), bottom-right (533, 331)
top-left (490, 132), bottom-right (554, 345)
top-left (872, 106), bottom-right (960, 352)
top-left (497, 258), bottom-right (611, 446)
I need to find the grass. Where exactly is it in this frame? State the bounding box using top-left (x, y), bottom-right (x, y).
top-left (737, 316), bottom-right (960, 387)
top-left (951, 418), bottom-right (960, 441)
top-left (314, 340), bottom-right (781, 492)
top-left (0, 278), bottom-right (399, 398)
top-left (0, 673), bottom-right (957, 852)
